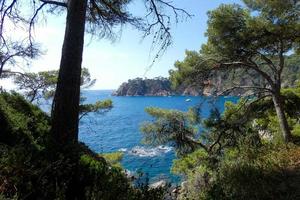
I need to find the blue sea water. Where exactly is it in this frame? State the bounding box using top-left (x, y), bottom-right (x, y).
top-left (78, 90), bottom-right (238, 184)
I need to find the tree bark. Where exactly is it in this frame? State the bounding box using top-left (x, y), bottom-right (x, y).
top-left (272, 92), bottom-right (292, 142)
top-left (51, 0), bottom-right (87, 145)
top-left (0, 64), bottom-right (4, 77)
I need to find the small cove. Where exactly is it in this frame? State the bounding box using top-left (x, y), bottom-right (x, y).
top-left (78, 90), bottom-right (238, 183)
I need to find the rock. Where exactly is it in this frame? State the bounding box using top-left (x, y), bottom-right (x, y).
top-left (113, 72), bottom-right (263, 97)
top-left (182, 85), bottom-right (202, 96)
top-left (113, 77), bottom-right (202, 96)
top-left (172, 187), bottom-right (180, 194)
top-left (149, 180), bottom-right (167, 188)
top-left (180, 181), bottom-right (188, 192)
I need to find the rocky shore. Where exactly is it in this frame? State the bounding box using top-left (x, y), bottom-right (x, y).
top-left (112, 75), bottom-right (264, 97)
top-left (112, 77), bottom-right (202, 96)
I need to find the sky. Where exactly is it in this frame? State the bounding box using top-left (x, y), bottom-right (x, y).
top-left (1, 0), bottom-right (243, 90)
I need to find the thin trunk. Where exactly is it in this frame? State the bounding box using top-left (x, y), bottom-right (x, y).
top-left (29, 89), bottom-right (37, 103)
top-left (0, 63), bottom-right (4, 77)
top-left (272, 92), bottom-right (292, 142)
top-left (51, 0), bottom-right (87, 145)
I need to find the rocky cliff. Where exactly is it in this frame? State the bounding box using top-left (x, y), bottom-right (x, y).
top-left (113, 68), bottom-right (299, 97)
top-left (112, 77), bottom-right (171, 96)
top-left (112, 77), bottom-right (202, 96)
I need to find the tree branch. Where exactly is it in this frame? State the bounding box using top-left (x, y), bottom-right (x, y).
top-left (39, 0), bottom-right (67, 8)
top-left (0, 0), bottom-right (17, 36)
top-left (216, 60), bottom-right (276, 89)
top-left (28, 2), bottom-right (47, 53)
top-left (142, 0), bottom-right (192, 73)
top-left (219, 85), bottom-right (273, 96)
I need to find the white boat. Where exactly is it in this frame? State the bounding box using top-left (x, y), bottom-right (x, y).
top-left (185, 98), bottom-right (191, 102)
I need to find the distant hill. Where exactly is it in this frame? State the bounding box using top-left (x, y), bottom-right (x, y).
top-left (112, 77), bottom-right (202, 96)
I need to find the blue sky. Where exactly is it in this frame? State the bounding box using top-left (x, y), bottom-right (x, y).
top-left (2, 0), bottom-right (243, 90)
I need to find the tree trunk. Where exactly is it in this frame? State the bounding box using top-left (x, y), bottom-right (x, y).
top-left (51, 0), bottom-right (87, 145)
top-left (272, 92), bottom-right (292, 142)
top-left (0, 64), bottom-right (4, 77)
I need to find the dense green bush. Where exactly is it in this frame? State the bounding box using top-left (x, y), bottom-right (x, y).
top-left (215, 145), bottom-right (300, 200)
top-left (0, 92), bottom-right (52, 198)
top-left (185, 144), bottom-right (300, 200)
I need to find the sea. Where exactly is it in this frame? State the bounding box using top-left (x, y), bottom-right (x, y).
top-left (41, 90), bottom-right (238, 184)
top-left (76, 90), bottom-right (238, 184)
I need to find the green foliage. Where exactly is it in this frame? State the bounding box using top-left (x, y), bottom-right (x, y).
top-left (9, 68), bottom-right (113, 120)
top-left (78, 148), bottom-right (168, 200)
top-left (169, 0), bottom-right (300, 143)
top-left (100, 151), bottom-right (124, 168)
top-left (141, 84), bottom-right (300, 199)
top-left (178, 144), bottom-right (300, 200)
top-left (170, 0), bottom-right (300, 97)
top-left (169, 51), bottom-right (211, 90)
top-left (78, 151), bottom-right (134, 200)
top-left (11, 70), bottom-right (57, 102)
top-left (204, 4), bottom-right (251, 59)
top-left (251, 85), bottom-right (300, 143)
top-left (10, 67), bottom-right (96, 103)
top-left (171, 52), bottom-right (300, 96)
top-left (171, 149), bottom-right (209, 175)
top-left (171, 96), bottom-right (300, 199)
top-left (204, 0), bottom-right (300, 58)
top-left (0, 92), bottom-right (165, 199)
top-left (0, 92), bottom-right (50, 148)
top-left (141, 1), bottom-right (300, 199)
top-left (141, 107), bottom-right (201, 156)
top-left (282, 55), bottom-right (300, 87)
top-left (292, 124), bottom-right (300, 138)
top-left (214, 144), bottom-right (300, 200)
top-left (0, 92), bottom-right (54, 198)
top-left (79, 99), bottom-right (113, 119)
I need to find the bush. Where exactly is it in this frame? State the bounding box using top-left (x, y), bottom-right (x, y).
top-left (178, 144), bottom-right (300, 200)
